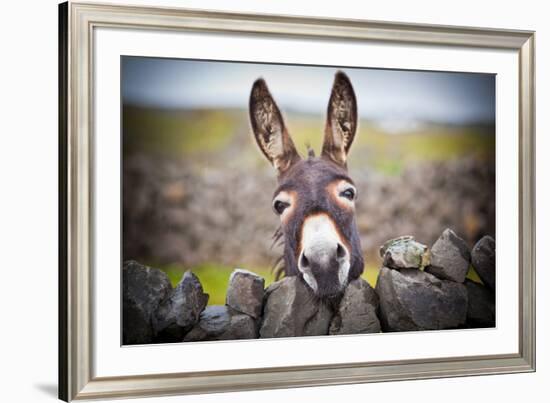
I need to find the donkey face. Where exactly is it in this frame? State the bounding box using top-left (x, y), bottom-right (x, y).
top-left (249, 72), bottom-right (364, 298)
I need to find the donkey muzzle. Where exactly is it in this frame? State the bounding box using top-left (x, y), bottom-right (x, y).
top-left (298, 213), bottom-right (351, 296)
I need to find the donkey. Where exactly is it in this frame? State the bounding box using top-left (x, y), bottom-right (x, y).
top-left (249, 71), bottom-right (364, 298)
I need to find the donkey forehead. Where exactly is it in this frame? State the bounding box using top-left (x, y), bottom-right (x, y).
top-left (274, 158), bottom-right (353, 196)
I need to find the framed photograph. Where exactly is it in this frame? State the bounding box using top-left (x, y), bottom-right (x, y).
top-left (59, 1), bottom-right (535, 401)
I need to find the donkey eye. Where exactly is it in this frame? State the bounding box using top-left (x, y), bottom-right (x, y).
top-left (273, 200), bottom-right (290, 215)
top-left (339, 188), bottom-right (356, 201)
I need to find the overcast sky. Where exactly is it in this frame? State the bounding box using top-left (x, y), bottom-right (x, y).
top-left (122, 56), bottom-right (495, 125)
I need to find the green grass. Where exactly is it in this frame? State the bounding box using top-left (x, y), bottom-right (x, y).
top-left (361, 265), bottom-right (380, 287)
top-left (348, 123), bottom-right (495, 175)
top-left (466, 265), bottom-right (483, 284)
top-left (123, 106), bottom-right (242, 156)
top-left (123, 107), bottom-right (495, 175)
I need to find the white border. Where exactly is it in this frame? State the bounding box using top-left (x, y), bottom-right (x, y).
top-left (93, 27), bottom-right (519, 377)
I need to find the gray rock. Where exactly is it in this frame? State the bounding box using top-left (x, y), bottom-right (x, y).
top-left (260, 277), bottom-right (333, 338)
top-left (465, 279), bottom-right (495, 328)
top-left (219, 313), bottom-right (258, 340)
top-left (122, 298), bottom-right (152, 345)
top-left (471, 236), bottom-right (496, 291)
top-left (329, 278), bottom-right (381, 335)
top-left (304, 302), bottom-right (333, 336)
top-left (425, 229), bottom-right (471, 283)
top-left (184, 305), bottom-right (258, 341)
top-left (376, 267), bottom-right (468, 332)
top-left (153, 271), bottom-right (209, 342)
top-left (122, 261), bottom-right (172, 345)
top-left (379, 236), bottom-right (430, 270)
top-left (226, 269), bottom-right (265, 318)
top-left (191, 305), bottom-right (230, 337)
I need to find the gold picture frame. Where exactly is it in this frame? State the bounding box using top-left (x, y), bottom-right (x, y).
top-left (59, 1), bottom-right (536, 400)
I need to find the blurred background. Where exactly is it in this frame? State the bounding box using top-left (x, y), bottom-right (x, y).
top-left (122, 57), bottom-right (495, 304)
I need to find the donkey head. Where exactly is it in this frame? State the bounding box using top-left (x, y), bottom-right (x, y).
top-left (249, 71), bottom-right (364, 298)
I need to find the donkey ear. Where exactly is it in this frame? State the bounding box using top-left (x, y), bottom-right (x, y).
top-left (249, 78), bottom-right (300, 175)
top-left (321, 71), bottom-right (358, 168)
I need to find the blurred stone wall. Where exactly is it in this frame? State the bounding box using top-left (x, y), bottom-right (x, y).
top-left (123, 231), bottom-right (496, 344)
top-left (123, 155), bottom-right (494, 268)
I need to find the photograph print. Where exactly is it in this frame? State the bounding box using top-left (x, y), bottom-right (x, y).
top-left (121, 57), bottom-right (496, 345)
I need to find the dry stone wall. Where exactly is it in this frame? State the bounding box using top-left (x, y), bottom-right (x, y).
top-left (123, 229), bottom-right (496, 345)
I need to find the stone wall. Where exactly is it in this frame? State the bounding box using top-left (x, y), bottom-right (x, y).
top-left (123, 229), bottom-right (495, 345)
top-left (123, 155), bottom-right (495, 270)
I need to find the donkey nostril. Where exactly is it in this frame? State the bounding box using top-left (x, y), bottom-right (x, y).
top-left (300, 253), bottom-right (309, 268)
top-left (336, 243), bottom-right (346, 259)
